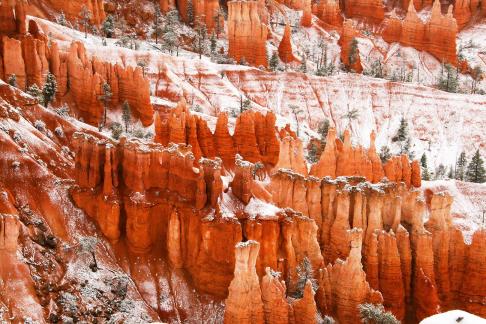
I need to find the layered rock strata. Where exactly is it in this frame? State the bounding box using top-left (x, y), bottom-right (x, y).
top-left (383, 0), bottom-right (458, 64)
top-left (228, 1), bottom-right (268, 67)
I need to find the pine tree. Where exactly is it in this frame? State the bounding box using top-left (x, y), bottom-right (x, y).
top-left (455, 151), bottom-right (467, 181)
top-left (7, 74), bottom-right (17, 87)
top-left (186, 0), bottom-right (194, 25)
top-left (292, 257), bottom-right (318, 298)
top-left (435, 164), bottom-right (447, 180)
top-left (193, 23), bottom-right (209, 59)
top-left (379, 146), bottom-right (392, 163)
top-left (80, 5), bottom-right (92, 39)
top-left (289, 105), bottom-right (304, 136)
top-left (210, 32), bottom-right (217, 54)
top-left (466, 150), bottom-right (486, 183)
top-left (102, 14), bottom-right (115, 38)
top-left (269, 51), bottom-right (279, 72)
top-left (98, 82), bottom-right (112, 129)
top-left (153, 6), bottom-right (162, 44)
top-left (300, 55), bottom-right (307, 73)
top-left (307, 143), bottom-right (319, 163)
top-left (437, 63), bottom-right (459, 93)
top-left (318, 119), bottom-right (330, 144)
top-left (393, 117), bottom-right (408, 142)
top-left (122, 101), bottom-right (131, 132)
top-left (421, 153), bottom-right (430, 181)
top-left (348, 38), bottom-right (359, 71)
top-left (42, 73), bottom-right (57, 107)
top-left (358, 303), bottom-right (399, 324)
top-left (56, 11), bottom-right (68, 27)
top-left (27, 84), bottom-right (43, 103)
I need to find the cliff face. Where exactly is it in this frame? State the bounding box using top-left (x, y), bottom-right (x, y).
top-left (383, 0), bottom-right (458, 65)
top-left (175, 0), bottom-right (221, 31)
top-left (278, 24), bottom-right (297, 63)
top-left (317, 0), bottom-right (343, 28)
top-left (343, 0), bottom-right (385, 24)
top-left (1, 21), bottom-right (154, 127)
top-left (228, 1), bottom-right (268, 67)
top-left (339, 20), bottom-right (363, 73)
top-left (310, 129), bottom-right (419, 186)
top-left (46, 0), bottom-right (106, 25)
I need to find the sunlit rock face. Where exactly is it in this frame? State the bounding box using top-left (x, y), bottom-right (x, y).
top-left (227, 0), bottom-right (268, 67)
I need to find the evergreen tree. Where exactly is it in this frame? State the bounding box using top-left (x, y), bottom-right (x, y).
top-left (80, 5), bottom-right (92, 39)
top-left (193, 23), bottom-right (209, 59)
top-left (358, 303), bottom-right (399, 324)
top-left (421, 153), bottom-right (430, 181)
top-left (437, 63), bottom-right (459, 93)
top-left (292, 257), bottom-right (318, 298)
top-left (393, 117), bottom-right (408, 142)
top-left (27, 84), bottom-right (43, 103)
top-left (56, 11), bottom-right (68, 27)
top-left (466, 150), bottom-right (486, 183)
top-left (289, 104), bottom-right (304, 136)
top-left (307, 143), bottom-right (319, 163)
top-left (110, 122), bottom-right (123, 140)
top-left (42, 73), bottom-right (57, 107)
top-left (240, 96), bottom-right (251, 114)
top-left (162, 9), bottom-right (181, 55)
top-left (7, 74), bottom-right (17, 87)
top-left (300, 55), bottom-right (307, 73)
top-left (435, 164), bottom-right (447, 180)
top-left (348, 38), bottom-right (359, 71)
top-left (379, 145), bottom-right (392, 163)
top-left (98, 82), bottom-right (112, 129)
top-left (318, 119), bottom-right (330, 144)
top-left (455, 151), bottom-right (467, 181)
top-left (122, 101), bottom-right (131, 132)
top-left (269, 51), bottom-right (279, 72)
top-left (186, 0), bottom-right (194, 25)
top-left (210, 32), bottom-right (217, 54)
top-left (153, 6), bottom-right (162, 44)
top-left (102, 14), bottom-right (115, 38)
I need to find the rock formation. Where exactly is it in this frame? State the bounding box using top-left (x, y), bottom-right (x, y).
top-left (224, 241), bottom-right (265, 324)
top-left (343, 0), bottom-right (385, 24)
top-left (1, 21), bottom-right (154, 126)
top-left (301, 0), bottom-right (312, 27)
top-left (318, 229), bottom-right (383, 323)
top-left (278, 24), bottom-right (297, 63)
top-left (317, 0), bottom-right (343, 28)
top-left (228, 0), bottom-right (268, 67)
top-left (310, 129), bottom-right (419, 186)
top-left (339, 20), bottom-right (363, 73)
top-left (383, 0), bottom-right (458, 65)
top-left (0, 0), bottom-right (26, 36)
top-left (45, 0), bottom-right (106, 25)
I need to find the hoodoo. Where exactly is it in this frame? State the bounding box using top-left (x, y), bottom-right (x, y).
top-left (0, 0), bottom-right (485, 322)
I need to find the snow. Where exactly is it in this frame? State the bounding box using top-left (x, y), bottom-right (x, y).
top-left (244, 198), bottom-right (282, 220)
top-left (420, 310), bottom-right (486, 323)
top-left (422, 180), bottom-right (486, 240)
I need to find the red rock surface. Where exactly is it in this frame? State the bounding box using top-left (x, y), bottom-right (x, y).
top-left (228, 1), bottom-right (268, 67)
top-left (343, 0), bottom-right (385, 24)
top-left (383, 0), bottom-right (459, 65)
top-left (278, 24), bottom-right (297, 63)
top-left (339, 20), bottom-right (363, 73)
top-left (317, 0), bottom-right (343, 27)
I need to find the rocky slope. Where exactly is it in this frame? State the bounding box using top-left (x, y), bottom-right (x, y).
top-left (0, 0), bottom-right (485, 323)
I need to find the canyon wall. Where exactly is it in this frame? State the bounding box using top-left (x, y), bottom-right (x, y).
top-left (228, 0), bottom-right (268, 67)
top-left (383, 0), bottom-right (458, 65)
top-left (45, 0), bottom-right (106, 25)
top-left (0, 20), bottom-right (153, 126)
top-left (70, 104), bottom-right (485, 322)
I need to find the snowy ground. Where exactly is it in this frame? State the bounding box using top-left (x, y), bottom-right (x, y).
top-left (420, 310), bottom-right (486, 323)
top-left (423, 180), bottom-right (486, 241)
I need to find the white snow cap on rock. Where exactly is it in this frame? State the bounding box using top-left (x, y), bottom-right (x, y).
top-left (420, 310), bottom-right (486, 324)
